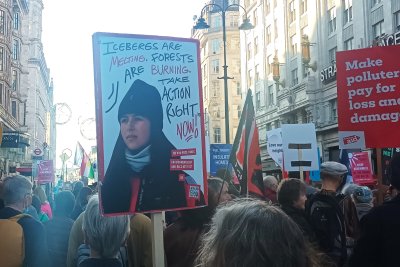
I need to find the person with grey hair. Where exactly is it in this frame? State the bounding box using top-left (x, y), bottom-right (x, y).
top-left (263, 175), bottom-right (278, 203)
top-left (195, 199), bottom-right (325, 267)
top-left (0, 175), bottom-right (50, 267)
top-left (79, 195), bottom-right (130, 267)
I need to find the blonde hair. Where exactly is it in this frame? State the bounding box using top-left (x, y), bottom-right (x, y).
top-left (33, 186), bottom-right (47, 204)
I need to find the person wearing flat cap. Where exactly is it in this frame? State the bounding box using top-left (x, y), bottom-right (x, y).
top-left (319, 161), bottom-right (360, 240)
top-left (101, 79), bottom-right (203, 214)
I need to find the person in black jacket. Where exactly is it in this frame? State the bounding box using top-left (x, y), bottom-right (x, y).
top-left (101, 79), bottom-right (202, 214)
top-left (44, 190), bottom-right (75, 267)
top-left (277, 178), bottom-right (316, 243)
top-left (349, 153), bottom-right (400, 267)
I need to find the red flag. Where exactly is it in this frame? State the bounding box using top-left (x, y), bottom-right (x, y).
top-left (229, 89), bottom-right (265, 197)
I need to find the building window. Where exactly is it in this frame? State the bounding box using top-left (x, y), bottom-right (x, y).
top-left (268, 84), bottom-right (274, 106)
top-left (303, 64), bottom-right (308, 78)
top-left (13, 40), bottom-right (19, 60)
top-left (253, 10), bottom-right (258, 26)
top-left (204, 85), bottom-right (208, 100)
top-left (255, 65), bottom-right (260, 83)
top-left (373, 20), bottom-right (384, 39)
top-left (214, 128), bottom-right (221, 143)
top-left (236, 82), bottom-right (241, 95)
top-left (343, 0), bottom-right (353, 24)
top-left (11, 100), bottom-right (17, 118)
top-left (0, 10), bottom-right (5, 35)
top-left (394, 11), bottom-right (400, 30)
top-left (267, 55), bottom-right (272, 74)
top-left (212, 81), bottom-right (219, 96)
top-left (0, 83), bottom-right (3, 105)
top-left (203, 64), bottom-right (207, 79)
top-left (256, 91), bottom-right (261, 109)
top-left (300, 0), bottom-right (307, 15)
top-left (290, 35), bottom-right (297, 56)
top-left (274, 19), bottom-right (278, 39)
top-left (289, 1), bottom-right (296, 23)
top-left (266, 25), bottom-right (272, 44)
top-left (344, 38), bottom-right (354, 50)
top-left (212, 16), bottom-right (221, 28)
top-left (13, 11), bottom-right (19, 30)
top-left (248, 69), bottom-right (254, 88)
top-left (230, 14), bottom-right (239, 27)
top-left (211, 39), bottom-right (220, 54)
top-left (12, 70), bottom-right (18, 91)
top-left (0, 46), bottom-right (4, 71)
top-left (328, 7), bottom-right (337, 34)
top-left (265, 0), bottom-right (271, 14)
top-left (254, 37), bottom-right (258, 55)
top-left (247, 43), bottom-right (252, 58)
top-left (212, 59), bottom-right (219, 73)
top-left (291, 68), bottom-right (298, 86)
top-left (237, 105), bottom-right (241, 118)
top-left (216, 107), bottom-right (220, 118)
top-left (329, 99), bottom-right (337, 121)
top-left (329, 47), bottom-right (337, 62)
top-left (371, 0), bottom-right (382, 7)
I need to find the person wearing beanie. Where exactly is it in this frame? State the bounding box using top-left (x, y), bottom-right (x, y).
top-left (352, 186), bottom-right (373, 221)
top-left (101, 79), bottom-right (203, 214)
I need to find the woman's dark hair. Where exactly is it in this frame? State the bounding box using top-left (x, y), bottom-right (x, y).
top-left (390, 153), bottom-right (400, 190)
top-left (277, 178), bottom-right (306, 207)
top-left (75, 187), bottom-right (93, 209)
top-left (73, 181), bottom-right (84, 198)
top-left (195, 199), bottom-right (322, 267)
top-left (32, 195), bottom-right (41, 214)
top-left (55, 191), bottom-right (75, 217)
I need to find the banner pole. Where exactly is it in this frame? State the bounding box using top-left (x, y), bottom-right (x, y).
top-left (298, 147), bottom-right (304, 181)
top-left (376, 148), bottom-right (384, 205)
top-left (151, 212), bottom-right (165, 267)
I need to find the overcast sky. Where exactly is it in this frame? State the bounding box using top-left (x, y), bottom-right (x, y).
top-left (42, 0), bottom-right (206, 168)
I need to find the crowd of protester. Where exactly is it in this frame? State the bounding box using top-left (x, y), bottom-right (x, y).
top-left (0, 153), bottom-right (399, 267)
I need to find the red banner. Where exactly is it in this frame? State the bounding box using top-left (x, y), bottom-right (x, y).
top-left (349, 152), bottom-right (374, 185)
top-left (336, 46), bottom-right (400, 148)
top-left (37, 160), bottom-right (55, 183)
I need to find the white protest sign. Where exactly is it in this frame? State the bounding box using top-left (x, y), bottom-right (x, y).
top-left (266, 128), bottom-right (283, 168)
top-left (282, 123), bottom-right (319, 171)
top-left (92, 33), bottom-right (207, 214)
top-left (338, 131), bottom-right (366, 149)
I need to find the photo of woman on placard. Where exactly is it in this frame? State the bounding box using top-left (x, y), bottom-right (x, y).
top-left (101, 79), bottom-right (203, 214)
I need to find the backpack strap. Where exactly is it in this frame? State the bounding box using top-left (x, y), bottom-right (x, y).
top-left (9, 213), bottom-right (30, 222)
top-left (307, 193), bottom-right (348, 265)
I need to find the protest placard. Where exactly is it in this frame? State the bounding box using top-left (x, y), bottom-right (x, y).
top-left (336, 46), bottom-right (400, 148)
top-left (92, 32), bottom-right (207, 215)
top-left (210, 144), bottom-right (232, 176)
top-left (349, 151), bottom-right (374, 185)
top-left (266, 128), bottom-right (283, 168)
top-left (282, 124), bottom-right (319, 172)
top-left (37, 160), bottom-right (55, 184)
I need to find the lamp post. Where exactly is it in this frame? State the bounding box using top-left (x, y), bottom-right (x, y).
top-left (194, 2), bottom-right (253, 144)
top-left (301, 34), bottom-right (317, 72)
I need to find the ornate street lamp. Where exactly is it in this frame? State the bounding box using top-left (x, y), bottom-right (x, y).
top-left (194, 2), bottom-right (254, 144)
top-left (301, 34), bottom-right (317, 72)
top-left (272, 51), bottom-right (285, 90)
